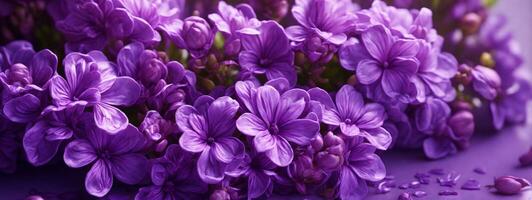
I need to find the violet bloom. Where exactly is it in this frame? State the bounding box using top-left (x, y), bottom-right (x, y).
top-left (415, 43), bottom-right (458, 102)
top-left (175, 95), bottom-right (244, 183)
top-left (64, 124), bottom-right (148, 197)
top-left (0, 41), bottom-right (57, 123)
top-left (168, 16), bottom-right (214, 59)
top-left (471, 65), bottom-right (501, 101)
top-left (338, 136), bottom-right (386, 199)
top-left (54, 0), bottom-right (158, 53)
top-left (286, 0), bottom-right (356, 62)
top-left (238, 21), bottom-right (296, 86)
top-left (236, 82), bottom-right (319, 166)
top-left (339, 25), bottom-right (421, 103)
top-left (135, 144), bottom-right (208, 200)
top-left (50, 51), bottom-right (141, 133)
top-left (23, 105), bottom-right (85, 166)
top-left (226, 152), bottom-right (278, 199)
top-left (309, 85), bottom-right (392, 150)
top-left (490, 79), bottom-right (532, 130)
top-left (355, 0), bottom-right (413, 36)
top-left (208, 1), bottom-right (259, 56)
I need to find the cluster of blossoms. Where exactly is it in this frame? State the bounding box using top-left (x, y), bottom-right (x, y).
top-left (0, 0), bottom-right (529, 199)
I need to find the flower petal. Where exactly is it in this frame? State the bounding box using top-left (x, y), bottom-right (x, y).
top-left (279, 119), bottom-right (319, 145)
top-left (276, 89), bottom-right (308, 124)
top-left (31, 49), bottom-right (57, 86)
top-left (357, 103), bottom-right (385, 129)
top-left (100, 77), bottom-right (141, 106)
top-left (175, 105), bottom-right (198, 132)
top-left (23, 121), bottom-right (61, 166)
top-left (197, 148), bottom-right (225, 184)
top-left (93, 103), bottom-right (129, 134)
top-left (111, 153), bottom-right (148, 184)
top-left (3, 94), bottom-right (41, 123)
top-left (361, 25), bottom-right (392, 61)
top-left (360, 127), bottom-right (392, 150)
top-left (236, 113), bottom-right (267, 136)
top-left (339, 166), bottom-right (368, 200)
top-left (350, 154), bottom-right (386, 181)
top-left (265, 136), bottom-right (293, 167)
top-left (356, 59), bottom-right (382, 85)
top-left (248, 171), bottom-right (272, 199)
top-left (340, 123), bottom-right (360, 137)
top-left (49, 76), bottom-right (72, 107)
top-left (179, 131), bottom-right (207, 153)
top-left (423, 137), bottom-right (457, 159)
top-left (254, 131), bottom-right (275, 152)
top-left (207, 96), bottom-right (240, 137)
top-left (336, 85), bottom-right (364, 120)
top-left (85, 159), bottom-right (113, 197)
top-left (63, 139), bottom-right (96, 168)
top-left (256, 85), bottom-right (280, 124)
top-left (212, 137), bottom-right (245, 163)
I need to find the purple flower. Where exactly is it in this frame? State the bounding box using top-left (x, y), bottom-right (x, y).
top-left (116, 42), bottom-right (168, 87)
top-left (338, 136), bottom-right (386, 199)
top-left (168, 16), bottom-right (214, 59)
top-left (175, 95), bottom-right (244, 183)
top-left (55, 0), bottom-right (158, 53)
top-left (63, 124), bottom-right (148, 197)
top-left (309, 85), bottom-right (392, 150)
top-left (286, 0), bottom-right (357, 62)
top-left (472, 65), bottom-right (501, 100)
top-left (355, 0), bottom-right (413, 36)
top-left (490, 79), bottom-right (532, 130)
top-left (49, 51), bottom-right (141, 133)
top-left (139, 110), bottom-right (177, 142)
top-left (226, 152), bottom-right (278, 199)
top-left (208, 1), bottom-right (259, 56)
top-left (23, 105), bottom-right (85, 166)
top-left (415, 45), bottom-right (458, 102)
top-left (238, 21), bottom-right (296, 86)
top-left (135, 144), bottom-right (208, 200)
top-left (0, 41), bottom-right (57, 123)
top-left (236, 81), bottom-right (319, 166)
top-left (339, 25), bottom-right (421, 103)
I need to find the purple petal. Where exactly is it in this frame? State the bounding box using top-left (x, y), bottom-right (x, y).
top-left (23, 121), bottom-right (61, 166)
top-left (256, 85), bottom-right (280, 123)
top-left (279, 119), bottom-right (319, 145)
top-left (93, 103), bottom-right (129, 134)
top-left (111, 153), bottom-right (148, 184)
top-left (175, 105), bottom-right (198, 132)
top-left (237, 113), bottom-right (267, 136)
top-left (276, 89), bottom-right (308, 124)
top-left (30, 49), bottom-right (57, 86)
top-left (106, 125), bottom-right (146, 154)
top-left (339, 39), bottom-right (371, 71)
top-left (212, 137), bottom-right (244, 163)
top-left (100, 77), bottom-right (141, 106)
top-left (350, 153), bottom-right (386, 181)
top-left (388, 39), bottom-right (419, 58)
top-left (360, 127), bottom-right (392, 150)
top-left (265, 136), bottom-right (293, 167)
top-left (3, 94), bottom-right (41, 123)
top-left (265, 62), bottom-right (297, 87)
top-left (207, 96), bottom-right (240, 137)
top-left (179, 131), bottom-right (207, 153)
top-left (254, 132), bottom-right (275, 152)
top-left (357, 103), bottom-right (385, 129)
top-left (248, 171), bottom-right (272, 199)
top-left (85, 160), bottom-right (113, 197)
top-left (197, 148), bottom-right (225, 184)
top-left (361, 25), bottom-right (392, 61)
top-left (423, 137), bottom-right (457, 159)
top-left (336, 85), bottom-right (364, 120)
top-left (286, 25), bottom-right (307, 42)
top-left (340, 123), bottom-right (361, 136)
top-left (235, 80), bottom-right (258, 112)
top-left (49, 76), bottom-right (72, 106)
top-left (356, 59), bottom-right (383, 85)
top-left (63, 139), bottom-right (96, 168)
top-left (116, 42), bottom-right (144, 77)
top-left (339, 166), bottom-right (367, 200)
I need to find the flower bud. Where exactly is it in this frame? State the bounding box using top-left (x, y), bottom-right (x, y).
top-left (209, 189), bottom-right (231, 200)
top-left (471, 65), bottom-right (501, 100)
top-left (448, 111), bottom-right (475, 140)
top-left (311, 134), bottom-right (324, 152)
top-left (182, 16), bottom-right (213, 58)
top-left (461, 13), bottom-right (482, 35)
top-left (316, 132), bottom-right (344, 171)
top-left (138, 50), bottom-right (168, 86)
top-left (493, 176), bottom-right (530, 195)
top-left (250, 0), bottom-right (289, 20)
top-left (7, 63), bottom-right (32, 85)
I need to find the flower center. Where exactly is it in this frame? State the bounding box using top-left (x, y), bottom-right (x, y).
top-left (7, 63), bottom-right (32, 85)
top-left (163, 181), bottom-right (176, 193)
top-left (259, 58), bottom-right (271, 66)
top-left (269, 124), bottom-right (280, 135)
top-left (383, 61), bottom-right (390, 68)
top-left (98, 149), bottom-right (112, 160)
top-left (345, 118), bottom-right (352, 125)
top-left (207, 137), bottom-right (215, 145)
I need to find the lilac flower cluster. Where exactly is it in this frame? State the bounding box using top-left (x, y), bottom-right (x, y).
top-left (0, 0), bottom-right (529, 199)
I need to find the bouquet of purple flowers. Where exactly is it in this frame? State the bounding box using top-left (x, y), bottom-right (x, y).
top-left (0, 0), bottom-right (529, 199)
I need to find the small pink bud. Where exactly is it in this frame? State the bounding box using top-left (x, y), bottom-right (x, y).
top-left (493, 176), bottom-right (530, 195)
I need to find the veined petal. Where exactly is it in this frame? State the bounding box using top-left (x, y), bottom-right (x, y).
top-left (265, 136), bottom-right (293, 167)
top-left (93, 103), bottom-right (129, 134)
top-left (64, 139), bottom-right (97, 168)
top-left (85, 159), bottom-right (113, 197)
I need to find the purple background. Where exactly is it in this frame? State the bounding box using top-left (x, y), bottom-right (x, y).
top-left (1, 1), bottom-right (532, 200)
